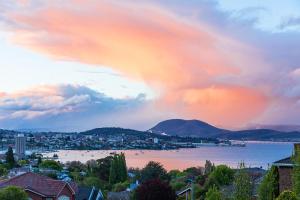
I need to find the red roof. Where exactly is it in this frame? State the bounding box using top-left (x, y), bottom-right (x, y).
top-left (0, 172), bottom-right (77, 197)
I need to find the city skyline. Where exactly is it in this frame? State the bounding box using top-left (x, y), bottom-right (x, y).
top-left (0, 0), bottom-right (300, 131)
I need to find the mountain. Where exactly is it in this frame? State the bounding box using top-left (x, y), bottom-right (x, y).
top-left (246, 124), bottom-right (300, 132)
top-left (149, 119), bottom-right (229, 138)
top-left (149, 119), bottom-right (300, 141)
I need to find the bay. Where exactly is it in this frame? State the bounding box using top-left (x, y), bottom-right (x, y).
top-left (43, 141), bottom-right (294, 170)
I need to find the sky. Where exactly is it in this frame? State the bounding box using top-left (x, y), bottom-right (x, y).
top-left (0, 0), bottom-right (300, 131)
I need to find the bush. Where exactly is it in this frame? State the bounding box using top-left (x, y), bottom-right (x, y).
top-left (140, 161), bottom-right (170, 183)
top-left (135, 179), bottom-right (176, 200)
top-left (112, 181), bottom-right (130, 192)
top-left (0, 186), bottom-right (28, 200)
top-left (276, 190), bottom-right (297, 200)
top-left (208, 165), bottom-right (234, 186)
top-left (39, 160), bottom-right (62, 171)
top-left (205, 185), bottom-right (222, 200)
top-left (170, 181), bottom-right (186, 191)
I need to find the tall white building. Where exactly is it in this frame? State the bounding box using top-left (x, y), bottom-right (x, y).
top-left (15, 134), bottom-right (26, 159)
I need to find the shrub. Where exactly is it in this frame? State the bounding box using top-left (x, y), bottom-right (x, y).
top-left (39, 160), bottom-right (62, 171)
top-left (276, 190), bottom-right (297, 200)
top-left (205, 185), bottom-right (222, 200)
top-left (135, 179), bottom-right (176, 200)
top-left (208, 165), bottom-right (234, 186)
top-left (0, 186), bottom-right (28, 200)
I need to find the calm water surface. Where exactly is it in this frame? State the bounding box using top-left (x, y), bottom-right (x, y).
top-left (43, 141), bottom-right (294, 170)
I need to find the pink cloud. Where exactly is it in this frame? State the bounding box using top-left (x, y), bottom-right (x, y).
top-left (2, 0), bottom-right (272, 127)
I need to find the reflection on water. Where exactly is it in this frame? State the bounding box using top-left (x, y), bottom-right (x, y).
top-left (43, 142), bottom-right (294, 170)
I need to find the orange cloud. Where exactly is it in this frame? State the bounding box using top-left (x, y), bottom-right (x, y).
top-left (4, 0), bottom-right (270, 127)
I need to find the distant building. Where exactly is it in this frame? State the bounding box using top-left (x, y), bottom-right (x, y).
top-left (153, 138), bottom-right (159, 144)
top-left (273, 143), bottom-right (300, 192)
top-left (15, 134), bottom-right (26, 160)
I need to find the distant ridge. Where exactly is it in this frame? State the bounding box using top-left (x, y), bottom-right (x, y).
top-left (149, 119), bottom-right (228, 138)
top-left (149, 119), bottom-right (300, 141)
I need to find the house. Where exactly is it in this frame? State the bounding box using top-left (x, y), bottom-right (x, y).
top-left (273, 143), bottom-right (299, 193)
top-left (0, 172), bottom-right (78, 200)
top-left (76, 186), bottom-right (104, 200)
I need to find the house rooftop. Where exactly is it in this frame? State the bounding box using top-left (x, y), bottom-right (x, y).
top-left (0, 172), bottom-right (77, 197)
top-left (273, 156), bottom-right (293, 167)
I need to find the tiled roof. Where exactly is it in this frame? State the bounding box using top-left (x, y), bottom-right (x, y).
top-left (0, 172), bottom-right (77, 197)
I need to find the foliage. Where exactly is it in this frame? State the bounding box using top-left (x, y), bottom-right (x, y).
top-left (233, 163), bottom-right (252, 200)
top-left (67, 161), bottom-right (86, 172)
top-left (0, 165), bottom-right (7, 177)
top-left (208, 165), bottom-right (234, 186)
top-left (95, 156), bottom-right (113, 181)
top-left (140, 161), bottom-right (170, 183)
top-left (135, 179), bottom-right (176, 200)
top-left (170, 181), bottom-right (186, 191)
top-left (0, 186), bottom-right (28, 200)
top-left (5, 146), bottom-right (15, 169)
top-left (205, 185), bottom-right (222, 200)
top-left (39, 160), bottom-right (62, 171)
top-left (276, 190), bottom-right (297, 200)
top-left (204, 160), bottom-right (214, 175)
top-left (112, 181), bottom-right (130, 192)
top-left (82, 176), bottom-right (105, 188)
top-left (109, 153), bottom-right (127, 184)
top-left (183, 167), bottom-right (203, 177)
top-left (293, 145), bottom-right (300, 197)
top-left (258, 166), bottom-right (279, 200)
top-left (18, 160), bottom-right (28, 167)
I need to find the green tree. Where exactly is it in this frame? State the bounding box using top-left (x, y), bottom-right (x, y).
top-left (293, 144), bottom-right (300, 197)
top-left (205, 185), bottom-right (222, 200)
top-left (0, 165), bottom-right (8, 177)
top-left (258, 166), bottom-right (279, 200)
top-left (5, 146), bottom-right (15, 169)
top-left (276, 190), bottom-right (297, 200)
top-left (109, 153), bottom-right (128, 184)
top-left (96, 156), bottom-right (113, 181)
top-left (39, 160), bottom-right (62, 171)
top-left (140, 161), bottom-right (170, 183)
top-left (0, 186), bottom-right (28, 200)
top-left (233, 163), bottom-right (252, 200)
top-left (208, 165), bottom-right (234, 186)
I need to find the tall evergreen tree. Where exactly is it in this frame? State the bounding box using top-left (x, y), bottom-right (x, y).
top-left (258, 166), bottom-right (279, 200)
top-left (233, 162), bottom-right (252, 200)
top-left (109, 153), bottom-right (128, 184)
top-left (293, 144), bottom-right (300, 197)
top-left (5, 146), bottom-right (15, 169)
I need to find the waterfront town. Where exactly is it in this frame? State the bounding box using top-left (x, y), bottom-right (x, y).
top-left (0, 128), bottom-right (225, 152)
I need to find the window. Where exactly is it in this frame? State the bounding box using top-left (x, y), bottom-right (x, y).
top-left (58, 195), bottom-right (70, 200)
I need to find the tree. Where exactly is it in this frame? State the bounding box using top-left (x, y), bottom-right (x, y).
top-left (293, 144), bottom-right (300, 197)
top-left (233, 163), bottom-right (252, 200)
top-left (140, 161), bottom-right (170, 183)
top-left (0, 186), bottom-right (28, 200)
top-left (135, 179), bottom-right (176, 200)
top-left (276, 190), bottom-right (297, 200)
top-left (5, 146), bottom-right (15, 169)
top-left (204, 160), bottom-right (214, 175)
top-left (208, 165), bottom-right (234, 186)
top-left (205, 185), bottom-right (222, 200)
top-left (39, 160), bottom-right (62, 171)
top-left (96, 156), bottom-right (113, 181)
top-left (258, 166), bottom-right (279, 200)
top-left (0, 165), bottom-right (7, 177)
top-left (109, 153), bottom-right (128, 184)
top-left (67, 161), bottom-right (86, 172)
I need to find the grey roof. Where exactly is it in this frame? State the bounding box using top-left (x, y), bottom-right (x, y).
top-left (273, 156), bottom-right (293, 167)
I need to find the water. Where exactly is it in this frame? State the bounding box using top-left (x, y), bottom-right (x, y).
top-left (43, 141), bottom-right (294, 170)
